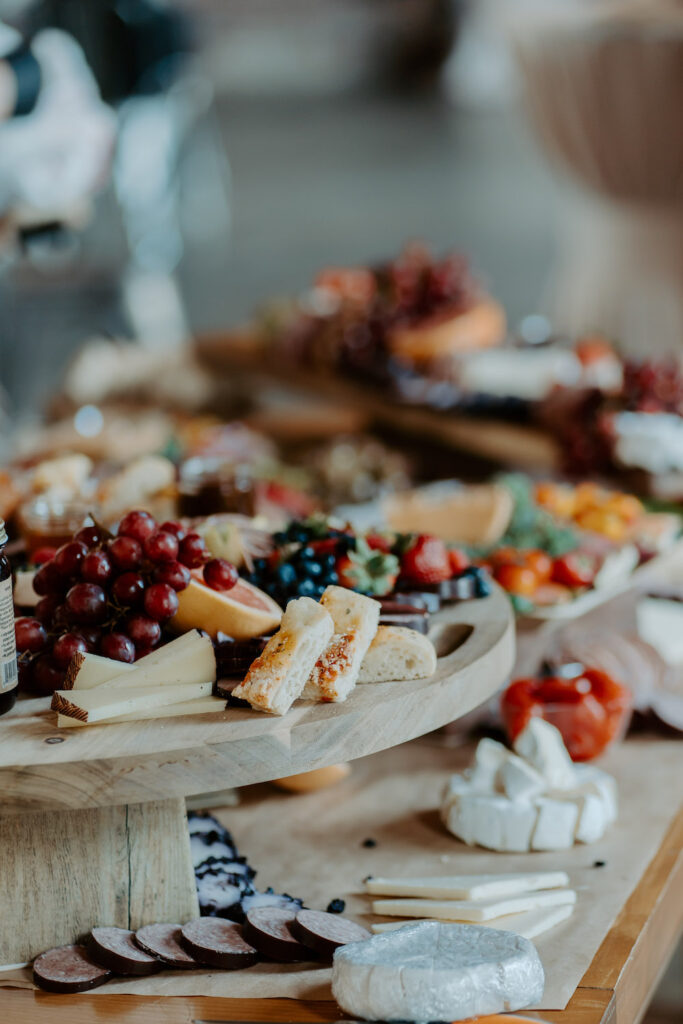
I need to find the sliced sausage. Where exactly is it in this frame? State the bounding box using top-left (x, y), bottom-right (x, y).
top-left (33, 943), bottom-right (112, 993)
top-left (180, 918), bottom-right (259, 970)
top-left (289, 910), bottom-right (371, 961)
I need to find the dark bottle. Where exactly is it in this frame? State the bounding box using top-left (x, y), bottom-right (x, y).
top-left (0, 519), bottom-right (18, 715)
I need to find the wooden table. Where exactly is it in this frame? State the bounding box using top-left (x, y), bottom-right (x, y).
top-left (4, 760), bottom-right (681, 1024)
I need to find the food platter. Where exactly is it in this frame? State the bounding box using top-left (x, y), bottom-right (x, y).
top-left (0, 586), bottom-right (514, 964)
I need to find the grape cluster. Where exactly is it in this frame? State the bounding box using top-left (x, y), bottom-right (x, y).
top-left (15, 510), bottom-right (214, 695)
top-left (244, 520), bottom-right (350, 606)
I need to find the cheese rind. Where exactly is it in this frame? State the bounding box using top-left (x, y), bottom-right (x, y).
top-left (52, 681), bottom-right (214, 723)
top-left (366, 870), bottom-right (569, 901)
top-left (372, 888), bottom-right (576, 923)
top-left (57, 695), bottom-right (224, 727)
top-left (331, 921), bottom-right (545, 1022)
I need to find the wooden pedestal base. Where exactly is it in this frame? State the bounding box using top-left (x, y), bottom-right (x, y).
top-left (0, 797), bottom-right (198, 964)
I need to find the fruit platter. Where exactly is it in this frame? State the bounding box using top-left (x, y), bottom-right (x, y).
top-left (1, 505), bottom-right (514, 965)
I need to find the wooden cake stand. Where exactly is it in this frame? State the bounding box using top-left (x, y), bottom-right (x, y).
top-left (0, 588), bottom-right (514, 964)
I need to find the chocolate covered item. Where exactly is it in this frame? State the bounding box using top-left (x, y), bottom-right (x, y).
top-left (134, 923), bottom-right (201, 969)
top-left (290, 909), bottom-right (371, 960)
top-left (244, 907), bottom-right (312, 962)
top-left (88, 926), bottom-right (163, 976)
top-left (180, 918), bottom-right (259, 969)
top-left (33, 943), bottom-right (112, 993)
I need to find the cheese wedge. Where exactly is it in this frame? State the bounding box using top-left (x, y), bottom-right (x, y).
top-left (366, 871), bottom-right (570, 901)
top-left (371, 902), bottom-right (574, 939)
top-left (64, 630), bottom-right (216, 692)
top-left (52, 681), bottom-right (214, 724)
top-left (57, 695), bottom-right (224, 727)
top-left (372, 887), bottom-right (576, 923)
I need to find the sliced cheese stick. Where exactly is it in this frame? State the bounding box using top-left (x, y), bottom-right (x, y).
top-left (371, 902), bottom-right (574, 939)
top-left (372, 887), bottom-right (576, 923)
top-left (52, 681), bottom-right (214, 724)
top-left (57, 695), bottom-right (225, 728)
top-left (366, 870), bottom-right (570, 901)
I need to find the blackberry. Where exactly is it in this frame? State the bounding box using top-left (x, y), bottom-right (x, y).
top-left (326, 898), bottom-right (346, 914)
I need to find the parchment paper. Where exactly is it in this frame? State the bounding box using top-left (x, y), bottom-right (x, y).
top-left (3, 735), bottom-right (682, 1010)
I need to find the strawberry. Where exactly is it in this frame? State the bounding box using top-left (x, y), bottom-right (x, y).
top-left (400, 535), bottom-right (451, 585)
top-left (448, 548), bottom-right (470, 576)
top-left (335, 554), bottom-right (358, 590)
top-left (335, 540), bottom-right (399, 596)
top-left (365, 533), bottom-right (392, 553)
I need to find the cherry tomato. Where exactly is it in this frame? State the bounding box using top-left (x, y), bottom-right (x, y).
top-left (521, 549), bottom-right (553, 582)
top-left (494, 563), bottom-right (538, 597)
top-left (551, 552), bottom-right (596, 588)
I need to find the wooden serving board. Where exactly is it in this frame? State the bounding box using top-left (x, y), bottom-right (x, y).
top-left (195, 332), bottom-right (561, 472)
top-left (0, 588), bottom-right (514, 963)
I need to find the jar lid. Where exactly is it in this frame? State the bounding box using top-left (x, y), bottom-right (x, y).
top-left (0, 519), bottom-right (6, 546)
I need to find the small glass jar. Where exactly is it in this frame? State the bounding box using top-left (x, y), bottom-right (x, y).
top-left (0, 519), bottom-right (18, 715)
top-left (178, 458), bottom-right (255, 518)
top-left (18, 498), bottom-right (90, 559)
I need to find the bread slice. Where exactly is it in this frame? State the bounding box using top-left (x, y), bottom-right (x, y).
top-left (303, 586), bottom-right (381, 703)
top-left (358, 626), bottom-right (437, 683)
top-left (232, 597), bottom-right (334, 716)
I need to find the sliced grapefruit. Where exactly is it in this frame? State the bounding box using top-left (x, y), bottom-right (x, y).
top-left (171, 573), bottom-right (282, 640)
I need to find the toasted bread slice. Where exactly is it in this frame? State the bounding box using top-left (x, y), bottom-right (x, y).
top-left (303, 586), bottom-right (381, 703)
top-left (232, 597), bottom-right (333, 716)
top-left (358, 625), bottom-right (437, 683)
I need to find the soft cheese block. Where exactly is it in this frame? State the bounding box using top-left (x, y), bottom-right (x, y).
top-left (371, 887), bottom-right (576, 923)
top-left (331, 921), bottom-right (545, 1022)
top-left (366, 870), bottom-right (570, 901)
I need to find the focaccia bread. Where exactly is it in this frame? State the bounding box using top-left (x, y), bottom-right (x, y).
top-left (232, 597), bottom-right (333, 716)
top-left (358, 625), bottom-right (437, 683)
top-left (303, 586), bottom-right (380, 702)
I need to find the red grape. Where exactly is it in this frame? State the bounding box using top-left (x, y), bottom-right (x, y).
top-left (109, 535), bottom-right (143, 571)
top-left (126, 615), bottom-right (161, 649)
top-left (66, 583), bottom-right (107, 624)
top-left (154, 560), bottom-right (191, 592)
top-left (52, 632), bottom-right (88, 669)
top-left (32, 546), bottom-right (58, 566)
top-left (14, 617), bottom-right (47, 654)
top-left (52, 604), bottom-right (72, 630)
top-left (35, 594), bottom-right (60, 626)
top-left (118, 510), bottom-right (157, 544)
top-left (75, 525), bottom-right (106, 548)
top-left (203, 558), bottom-right (238, 592)
top-left (53, 541), bottom-right (88, 579)
top-left (144, 530), bottom-right (179, 563)
top-left (111, 571), bottom-right (145, 606)
top-left (76, 626), bottom-right (101, 652)
top-left (32, 655), bottom-right (65, 695)
top-left (33, 561), bottom-right (64, 596)
top-left (178, 532), bottom-right (208, 568)
top-left (101, 633), bottom-right (136, 663)
top-left (81, 549), bottom-right (113, 585)
top-left (160, 520), bottom-right (186, 540)
top-left (143, 583), bottom-right (178, 621)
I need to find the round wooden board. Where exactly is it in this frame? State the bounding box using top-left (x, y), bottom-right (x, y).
top-left (0, 587), bottom-right (514, 814)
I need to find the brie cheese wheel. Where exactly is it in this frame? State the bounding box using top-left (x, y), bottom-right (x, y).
top-left (444, 793), bottom-right (537, 853)
top-left (531, 798), bottom-right (579, 851)
top-left (366, 870), bottom-right (569, 901)
top-left (371, 902), bottom-right (574, 940)
top-left (372, 888), bottom-right (576, 923)
top-left (331, 921), bottom-right (545, 1022)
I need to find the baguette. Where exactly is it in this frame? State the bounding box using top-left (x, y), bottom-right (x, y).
top-left (358, 625), bottom-right (437, 683)
top-left (303, 586), bottom-right (380, 702)
top-left (232, 597), bottom-right (334, 716)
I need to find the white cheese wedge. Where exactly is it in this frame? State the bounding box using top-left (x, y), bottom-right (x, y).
top-left (65, 629), bottom-right (216, 691)
top-left (52, 681), bottom-right (214, 724)
top-left (573, 792), bottom-right (609, 844)
top-left (513, 718), bottom-right (576, 791)
top-left (573, 764), bottom-right (619, 823)
top-left (500, 753), bottom-right (546, 801)
top-left (57, 695), bottom-right (224, 727)
top-left (468, 737), bottom-right (508, 792)
top-left (531, 798), bottom-right (579, 851)
top-left (372, 887), bottom-right (576, 923)
top-left (366, 870), bottom-right (569, 901)
top-left (332, 921), bottom-right (545, 1022)
top-left (371, 902), bottom-right (574, 939)
top-left (445, 793), bottom-right (537, 853)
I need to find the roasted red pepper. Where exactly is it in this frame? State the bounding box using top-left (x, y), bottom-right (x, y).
top-left (502, 668), bottom-right (631, 761)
